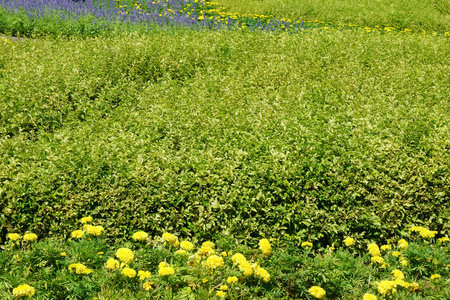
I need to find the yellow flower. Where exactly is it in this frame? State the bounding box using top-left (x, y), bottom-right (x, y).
top-left (198, 245), bottom-right (215, 257)
top-left (180, 241), bottom-right (195, 251)
top-left (391, 269), bottom-right (404, 280)
top-left (231, 253), bottom-right (247, 265)
top-left (301, 242), bottom-right (313, 249)
top-left (71, 230), bottom-right (84, 239)
top-left (80, 216), bottom-right (93, 224)
top-left (220, 285), bottom-right (228, 291)
top-left (376, 280), bottom-right (396, 296)
top-left (238, 261), bottom-right (253, 277)
top-left (202, 278), bottom-right (208, 283)
top-left (220, 251), bottom-right (228, 256)
top-left (205, 255), bottom-right (225, 269)
top-left (175, 249), bottom-right (188, 256)
top-left (371, 256), bottom-right (384, 265)
top-left (363, 293), bottom-right (377, 300)
top-left (138, 270), bottom-right (152, 280)
top-left (409, 226), bottom-right (426, 232)
top-left (143, 282), bottom-right (154, 291)
top-left (158, 261), bottom-right (168, 268)
top-left (132, 231), bottom-right (148, 241)
top-left (438, 237), bottom-right (450, 243)
top-left (202, 241), bottom-right (215, 248)
top-left (122, 267), bottom-right (137, 278)
top-left (259, 238), bottom-right (272, 256)
top-left (216, 291), bottom-right (226, 298)
top-left (158, 266), bottom-right (175, 276)
top-left (344, 237), bottom-right (355, 247)
top-left (162, 233), bottom-right (178, 245)
top-left (410, 282), bottom-right (420, 292)
top-left (105, 258), bottom-right (120, 270)
top-left (368, 244), bottom-right (381, 256)
top-left (116, 248), bottom-right (134, 265)
top-left (431, 274), bottom-right (441, 280)
top-left (329, 246), bottom-right (335, 252)
top-left (60, 252), bottom-right (67, 257)
top-left (380, 245), bottom-right (391, 251)
top-left (420, 229), bottom-right (437, 239)
top-left (23, 233), bottom-right (38, 242)
top-left (85, 225), bottom-right (104, 236)
top-left (68, 263), bottom-right (93, 274)
top-left (392, 251), bottom-right (401, 257)
top-left (13, 255), bottom-right (21, 261)
top-left (227, 276), bottom-right (238, 284)
top-left (7, 233), bottom-right (21, 241)
top-left (400, 258), bottom-right (408, 266)
top-left (309, 286), bottom-right (326, 299)
top-left (397, 239), bottom-right (408, 251)
top-left (13, 284), bottom-right (36, 298)
top-left (254, 266), bottom-right (271, 282)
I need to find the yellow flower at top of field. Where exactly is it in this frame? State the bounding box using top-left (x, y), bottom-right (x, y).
top-left (13, 284), bottom-right (36, 298)
top-left (180, 241), bottom-right (195, 251)
top-left (105, 258), bottom-right (120, 270)
top-left (71, 230), bottom-right (84, 239)
top-left (419, 229), bottom-right (437, 239)
top-left (7, 233), bottom-right (21, 241)
top-left (158, 265), bottom-right (175, 276)
top-left (410, 282), bottom-right (420, 292)
top-left (363, 293), bottom-right (377, 300)
top-left (205, 255), bottom-right (225, 269)
top-left (132, 231), bottom-right (148, 242)
top-left (80, 216), bottom-right (93, 224)
top-left (259, 238), bottom-right (272, 256)
top-left (376, 280), bottom-right (396, 296)
top-left (143, 282), bottom-right (154, 291)
top-left (397, 239), bottom-right (408, 251)
top-left (216, 291), bottom-right (226, 298)
top-left (197, 245), bottom-right (215, 257)
top-left (344, 237), bottom-right (355, 247)
top-left (68, 263), bottom-right (93, 275)
top-left (231, 253), bottom-right (247, 265)
top-left (438, 237), bottom-right (450, 243)
top-left (309, 286), bottom-right (326, 299)
top-left (23, 233), bottom-right (38, 242)
top-left (380, 244), bottom-right (392, 251)
top-left (116, 248), bottom-right (134, 265)
top-left (162, 232), bottom-right (179, 247)
top-left (301, 242), bottom-right (313, 249)
top-left (138, 270), bottom-right (151, 280)
top-left (122, 267), bottom-right (137, 278)
top-left (85, 225), bottom-right (104, 236)
top-left (227, 276), bottom-right (238, 284)
top-left (367, 244), bottom-right (381, 256)
top-left (431, 274), bottom-right (441, 280)
top-left (202, 241), bottom-right (215, 248)
top-left (220, 285), bottom-right (228, 291)
top-left (371, 256), bottom-right (384, 265)
top-left (391, 269), bottom-right (405, 280)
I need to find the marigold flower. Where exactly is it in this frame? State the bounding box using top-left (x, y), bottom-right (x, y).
top-left (392, 251), bottom-right (401, 257)
top-left (371, 256), bottom-right (384, 264)
top-left (13, 284), bottom-right (36, 298)
top-left (60, 252), bottom-right (67, 257)
top-left (363, 293), bottom-right (377, 300)
top-left (409, 282), bottom-right (419, 292)
top-left (143, 282), bottom-right (154, 291)
top-left (380, 244), bottom-right (391, 251)
top-left (376, 280), bottom-right (396, 296)
top-left (400, 258), bottom-right (408, 266)
top-left (397, 239), bottom-right (408, 251)
top-left (85, 225), bottom-right (104, 236)
top-left (162, 233), bottom-right (178, 245)
top-left (231, 253), bottom-right (247, 265)
top-left (116, 248), bottom-right (134, 265)
top-left (409, 226), bottom-right (426, 232)
top-left (391, 269), bottom-right (404, 280)
top-left (71, 230), bottom-right (84, 239)
top-left (105, 258), bottom-right (120, 270)
top-left (122, 267), bottom-right (137, 278)
top-left (202, 241), bottom-right (215, 248)
top-left (344, 237), bottom-right (355, 247)
top-left (158, 261), bottom-right (168, 268)
top-left (80, 216), bottom-right (93, 224)
top-left (68, 263), bottom-right (93, 274)
top-left (180, 241), bottom-right (195, 251)
top-left (227, 276), bottom-right (238, 284)
top-left (220, 285), bottom-right (228, 291)
top-left (198, 246), bottom-right (215, 257)
top-left (394, 279), bottom-right (410, 288)
top-left (438, 237), bottom-right (450, 243)
top-left (301, 242), bottom-right (313, 249)
top-left (309, 286), bottom-right (326, 299)
top-left (132, 231), bottom-right (148, 241)
top-left (431, 274), bottom-right (441, 280)
top-left (216, 291), bottom-right (226, 298)
top-left (159, 266), bottom-right (175, 276)
top-left (254, 266), bottom-right (270, 282)
top-left (368, 244), bottom-right (380, 256)
top-left (7, 233), bottom-right (21, 241)
top-left (138, 270), bottom-right (151, 280)
top-left (420, 229), bottom-right (437, 239)
top-left (23, 233), bottom-right (37, 242)
top-left (238, 260), bottom-right (253, 277)
top-left (259, 238), bottom-right (272, 256)
top-left (175, 249), bottom-right (188, 256)
top-left (220, 251), bottom-right (228, 256)
top-left (205, 255), bottom-right (225, 269)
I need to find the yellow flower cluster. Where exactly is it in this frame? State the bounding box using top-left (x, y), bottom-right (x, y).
top-left (216, 290), bottom-right (226, 298)
top-left (175, 249), bottom-right (188, 256)
top-left (80, 216), bottom-right (93, 224)
top-left (363, 293), bottom-right (377, 300)
top-left (367, 244), bottom-right (380, 256)
top-left (380, 244), bottom-right (391, 251)
top-left (309, 286), bottom-right (326, 299)
top-left (23, 233), bottom-right (38, 242)
top-left (227, 276), bottom-right (238, 284)
top-left (158, 264), bottom-right (175, 276)
top-left (122, 267), bottom-right (137, 278)
top-left (344, 237), bottom-right (355, 247)
top-left (162, 232), bottom-right (179, 248)
top-left (68, 263), bottom-right (93, 274)
top-left (105, 258), bottom-right (120, 270)
top-left (7, 233), bottom-right (21, 241)
top-left (431, 274), bottom-right (441, 280)
top-left (376, 278), bottom-right (410, 296)
top-left (132, 231), bottom-right (148, 241)
top-left (391, 269), bottom-right (404, 280)
top-left (180, 241), bottom-right (195, 251)
top-left (409, 226), bottom-right (437, 239)
top-left (84, 225), bottom-right (105, 236)
top-left (138, 270), bottom-right (151, 280)
top-left (205, 255), bottom-right (225, 269)
top-left (259, 238), bottom-right (272, 256)
top-left (253, 263), bottom-right (270, 282)
top-left (438, 237), bottom-right (450, 243)
top-left (197, 244), bottom-right (215, 257)
top-left (397, 239), bottom-right (408, 250)
top-left (301, 241), bottom-right (313, 249)
top-left (371, 256), bottom-right (384, 265)
top-left (116, 248), bottom-right (134, 264)
top-left (71, 230), bottom-right (84, 239)
top-left (13, 284), bottom-right (36, 298)
top-left (143, 282), bottom-right (154, 291)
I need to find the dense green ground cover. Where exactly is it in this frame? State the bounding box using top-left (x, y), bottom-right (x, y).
top-left (1, 29), bottom-right (449, 246)
top-left (217, 0), bottom-right (450, 32)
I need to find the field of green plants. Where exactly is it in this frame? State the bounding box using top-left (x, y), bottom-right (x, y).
top-left (0, 0), bottom-right (449, 299)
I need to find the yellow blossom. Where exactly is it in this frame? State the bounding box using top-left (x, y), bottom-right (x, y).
top-left (132, 231), bottom-right (148, 241)
top-left (71, 230), bottom-right (84, 239)
top-left (23, 233), bottom-right (38, 242)
top-left (397, 239), bottom-right (408, 251)
top-left (13, 284), bottom-right (36, 298)
top-left (420, 229), bottom-right (437, 239)
top-left (438, 237), bottom-right (450, 243)
top-left (180, 241), bottom-right (195, 251)
top-left (68, 263), bottom-right (93, 274)
top-left (116, 248), bottom-right (134, 265)
top-left (376, 280), bottom-right (396, 296)
top-left (7, 233), bottom-right (21, 241)
top-left (368, 244), bottom-right (381, 256)
top-left (138, 270), bottom-right (152, 280)
top-left (220, 251), bottom-right (228, 256)
top-left (410, 282), bottom-right (420, 292)
top-left (227, 276), bottom-right (238, 284)
top-left (238, 260), bottom-right (253, 277)
top-left (216, 291), bottom-right (226, 298)
top-left (60, 252), bottom-right (67, 257)
top-left (105, 258), bottom-right (120, 270)
top-left (85, 225), bottom-right (104, 236)
top-left (159, 266), bottom-right (175, 276)
top-left (380, 245), bottom-right (391, 251)
top-left (309, 286), bottom-right (326, 299)
top-left (198, 246), bottom-right (215, 257)
top-left (202, 241), bottom-right (215, 248)
top-left (301, 242), bottom-right (313, 249)
top-left (220, 285), bottom-right (228, 291)
top-left (143, 282), bottom-right (154, 291)
top-left (391, 269), bottom-right (404, 280)
top-left (259, 238), bottom-right (272, 256)
top-left (205, 255), bottom-right (225, 269)
top-left (254, 266), bottom-right (270, 282)
top-left (344, 237), bottom-right (355, 247)
top-left (122, 267), bottom-right (137, 278)
top-left (175, 249), bottom-right (188, 256)
top-left (392, 251), bottom-right (401, 257)
top-left (371, 256), bottom-right (384, 265)
top-left (80, 216), bottom-right (93, 224)
top-left (363, 293), bottom-right (377, 300)
top-left (231, 253), bottom-right (247, 265)
top-left (431, 274), bottom-right (441, 280)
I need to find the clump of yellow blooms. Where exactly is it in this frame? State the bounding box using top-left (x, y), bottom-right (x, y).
top-left (143, 282), bottom-right (154, 291)
top-left (253, 263), bottom-right (270, 282)
top-left (138, 270), bottom-right (151, 280)
top-left (419, 229), bottom-right (437, 239)
top-left (68, 263), bottom-right (93, 274)
top-left (162, 232), bottom-right (179, 248)
top-left (219, 284), bottom-right (228, 290)
top-left (410, 282), bottom-right (420, 292)
top-left (363, 293), bottom-right (377, 300)
top-left (344, 237), bottom-right (355, 247)
top-left (259, 238), bottom-right (272, 256)
top-left (13, 284), bottom-right (36, 298)
top-left (438, 237), bottom-right (450, 243)
top-left (205, 255), bottom-right (225, 269)
top-left (301, 242), bottom-right (313, 249)
top-left (197, 245), bottom-right (215, 257)
top-left (376, 280), bottom-right (396, 296)
top-left (231, 253), bottom-right (247, 265)
top-left (84, 225), bottom-right (105, 236)
top-left (371, 256), bottom-right (384, 265)
top-left (80, 216), bottom-right (93, 224)
top-left (397, 239), bottom-right (408, 251)
top-left (380, 244), bottom-right (391, 251)
top-left (309, 286), bottom-right (326, 299)
top-left (175, 249), bottom-right (188, 256)
top-left (132, 231), bottom-right (148, 241)
top-left (105, 258), bottom-right (120, 270)
top-left (116, 248), bottom-right (134, 265)
top-left (7, 233), bottom-right (21, 241)
top-left (158, 264), bottom-right (175, 276)
top-left (431, 274), bottom-right (441, 280)
top-left (392, 251), bottom-right (401, 257)
top-left (122, 267), bottom-right (137, 278)
top-left (23, 233), bottom-right (37, 242)
top-left (71, 230), bottom-right (84, 239)
top-left (180, 241), bottom-right (195, 251)
top-left (202, 241), bottom-right (215, 248)
top-left (391, 269), bottom-right (404, 280)
top-left (216, 290), bottom-right (226, 298)
top-left (367, 244), bottom-right (381, 256)
top-left (227, 276), bottom-right (238, 284)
